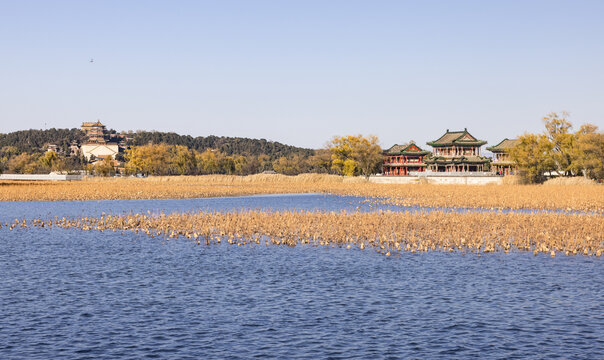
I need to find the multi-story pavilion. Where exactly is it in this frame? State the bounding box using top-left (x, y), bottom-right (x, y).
top-left (383, 143), bottom-right (430, 176)
top-left (81, 120), bottom-right (108, 144)
top-left (80, 121), bottom-right (120, 161)
top-left (425, 128), bottom-right (490, 172)
top-left (487, 138), bottom-right (519, 175)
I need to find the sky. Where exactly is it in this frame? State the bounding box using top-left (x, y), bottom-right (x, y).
top-left (1, 0), bottom-right (603, 149)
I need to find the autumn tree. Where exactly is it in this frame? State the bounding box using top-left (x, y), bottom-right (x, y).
top-left (272, 155), bottom-right (306, 175)
top-left (511, 113), bottom-right (604, 182)
top-left (196, 149), bottom-right (221, 174)
top-left (542, 112), bottom-right (575, 175)
top-left (7, 153), bottom-right (42, 174)
top-left (93, 157), bottom-right (116, 177)
top-left (570, 124), bottom-right (604, 179)
top-left (328, 135), bottom-right (382, 178)
top-left (307, 149), bottom-right (333, 173)
top-left (39, 151), bottom-right (58, 172)
top-left (509, 133), bottom-right (557, 183)
top-left (238, 155), bottom-right (261, 175)
top-left (257, 154), bottom-right (273, 172)
top-left (220, 156), bottom-right (236, 175)
top-left (125, 143), bottom-right (174, 175)
top-left (173, 145), bottom-right (196, 175)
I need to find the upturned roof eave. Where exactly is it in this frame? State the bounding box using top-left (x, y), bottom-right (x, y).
top-left (385, 150), bottom-right (430, 156)
top-left (425, 156), bottom-right (491, 164)
top-left (427, 140), bottom-right (488, 147)
top-left (384, 143), bottom-right (428, 155)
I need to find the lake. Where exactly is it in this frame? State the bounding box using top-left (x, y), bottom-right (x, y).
top-left (0, 194), bottom-right (602, 359)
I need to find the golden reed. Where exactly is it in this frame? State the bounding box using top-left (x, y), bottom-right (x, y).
top-left (0, 174), bottom-right (602, 212)
top-left (6, 210), bottom-right (602, 257)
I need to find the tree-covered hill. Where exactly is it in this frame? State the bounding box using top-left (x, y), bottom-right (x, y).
top-left (0, 128), bottom-right (315, 159)
top-left (128, 131), bottom-right (314, 159)
top-left (0, 128), bottom-right (86, 154)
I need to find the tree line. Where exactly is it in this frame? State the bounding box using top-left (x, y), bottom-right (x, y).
top-left (0, 128), bottom-right (86, 154)
top-left (128, 131), bottom-right (314, 160)
top-left (123, 144), bottom-right (337, 176)
top-left (510, 113), bottom-right (603, 183)
top-left (2, 116), bottom-right (600, 182)
top-left (0, 128), bottom-right (317, 175)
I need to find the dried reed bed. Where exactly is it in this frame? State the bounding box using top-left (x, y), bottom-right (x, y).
top-left (543, 177), bottom-right (598, 186)
top-left (8, 210), bottom-right (602, 257)
top-left (0, 175), bottom-right (602, 212)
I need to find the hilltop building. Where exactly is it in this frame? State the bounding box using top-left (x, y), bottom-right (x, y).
top-left (425, 129), bottom-right (490, 172)
top-left (69, 141), bottom-right (80, 156)
top-left (79, 121), bottom-right (126, 161)
top-left (487, 138), bottom-right (519, 175)
top-left (82, 121), bottom-right (107, 144)
top-left (382, 142), bottom-right (430, 176)
top-left (46, 144), bottom-right (59, 153)
top-left (81, 121), bottom-right (103, 134)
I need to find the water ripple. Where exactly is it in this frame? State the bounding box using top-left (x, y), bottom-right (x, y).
top-left (0, 200), bottom-right (603, 359)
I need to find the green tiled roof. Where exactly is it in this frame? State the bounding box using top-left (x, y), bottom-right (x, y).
top-left (384, 142), bottom-right (430, 156)
top-left (427, 129), bottom-right (487, 147)
top-left (486, 138), bottom-right (519, 153)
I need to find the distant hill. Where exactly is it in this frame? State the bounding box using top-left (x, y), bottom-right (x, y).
top-left (128, 131), bottom-right (314, 159)
top-left (0, 128), bottom-right (315, 159)
top-left (0, 128), bottom-right (86, 154)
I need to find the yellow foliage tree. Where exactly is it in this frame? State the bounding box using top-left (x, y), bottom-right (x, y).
top-left (93, 157), bottom-right (116, 177)
top-left (39, 151), bottom-right (58, 171)
top-left (196, 149), bottom-right (222, 174)
top-left (173, 145), bottom-right (196, 175)
top-left (8, 153), bottom-right (42, 174)
top-left (543, 112), bottom-right (576, 175)
top-left (511, 113), bottom-right (603, 182)
top-left (571, 124), bottom-right (604, 179)
top-left (510, 133), bottom-right (556, 183)
top-left (272, 155), bottom-right (304, 175)
top-left (125, 143), bottom-right (174, 175)
top-left (307, 148), bottom-right (332, 173)
top-left (328, 135), bottom-right (382, 178)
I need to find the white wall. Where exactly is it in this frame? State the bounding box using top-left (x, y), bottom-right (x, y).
top-left (369, 175), bottom-right (503, 185)
top-left (0, 174), bottom-right (83, 181)
top-left (81, 144), bottom-right (119, 161)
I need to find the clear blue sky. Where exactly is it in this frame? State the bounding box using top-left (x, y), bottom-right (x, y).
top-left (1, 0), bottom-right (603, 149)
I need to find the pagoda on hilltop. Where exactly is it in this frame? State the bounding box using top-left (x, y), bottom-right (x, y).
top-left (81, 120), bottom-right (107, 144)
top-left (79, 120), bottom-right (123, 162)
top-left (425, 128), bottom-right (490, 172)
top-left (382, 142), bottom-right (430, 176)
top-left (487, 138), bottom-right (519, 175)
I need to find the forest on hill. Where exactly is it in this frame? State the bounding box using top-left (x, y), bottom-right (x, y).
top-left (128, 131), bottom-right (314, 160)
top-left (0, 128), bottom-right (314, 159)
top-left (0, 128), bottom-right (320, 175)
top-left (0, 128), bottom-right (86, 154)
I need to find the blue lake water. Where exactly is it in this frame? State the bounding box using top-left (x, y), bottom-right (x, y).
top-left (0, 193), bottom-right (590, 224)
top-left (0, 194), bottom-right (602, 359)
